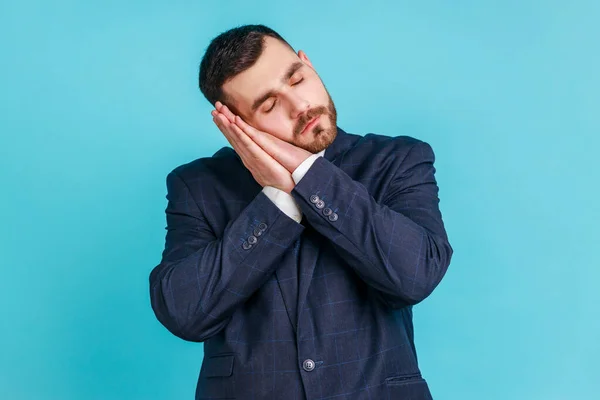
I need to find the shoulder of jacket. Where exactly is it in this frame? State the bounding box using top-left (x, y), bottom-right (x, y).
top-left (360, 132), bottom-right (426, 151)
top-left (168, 146), bottom-right (238, 181)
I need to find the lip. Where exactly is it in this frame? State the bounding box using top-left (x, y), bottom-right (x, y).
top-left (301, 116), bottom-right (319, 134)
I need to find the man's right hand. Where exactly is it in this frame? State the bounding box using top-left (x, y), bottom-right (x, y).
top-left (211, 103), bottom-right (296, 194)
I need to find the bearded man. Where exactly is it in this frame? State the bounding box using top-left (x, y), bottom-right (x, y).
top-left (150, 24), bottom-right (453, 400)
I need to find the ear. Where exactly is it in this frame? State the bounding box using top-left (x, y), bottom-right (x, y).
top-left (298, 50), bottom-right (314, 69)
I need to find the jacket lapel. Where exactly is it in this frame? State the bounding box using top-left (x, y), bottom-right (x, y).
top-left (274, 248), bottom-right (300, 332)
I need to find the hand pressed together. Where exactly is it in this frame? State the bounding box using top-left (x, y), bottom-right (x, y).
top-left (211, 101), bottom-right (313, 194)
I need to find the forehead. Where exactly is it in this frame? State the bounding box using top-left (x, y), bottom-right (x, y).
top-left (222, 37), bottom-right (299, 113)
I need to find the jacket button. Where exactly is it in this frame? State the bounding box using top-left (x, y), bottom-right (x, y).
top-left (309, 195), bottom-right (319, 204)
top-left (302, 359), bottom-right (315, 372)
top-left (322, 207), bottom-right (332, 216)
top-left (315, 200), bottom-right (325, 209)
top-left (242, 241), bottom-right (252, 250)
top-left (258, 222), bottom-right (268, 231)
top-left (253, 228), bottom-right (263, 237)
top-left (328, 213), bottom-right (338, 222)
top-left (247, 235), bottom-right (258, 245)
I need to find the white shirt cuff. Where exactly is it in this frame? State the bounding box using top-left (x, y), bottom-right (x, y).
top-left (292, 153), bottom-right (322, 184)
top-left (262, 186), bottom-right (303, 223)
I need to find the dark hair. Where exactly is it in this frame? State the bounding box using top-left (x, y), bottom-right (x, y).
top-left (198, 24), bottom-right (294, 108)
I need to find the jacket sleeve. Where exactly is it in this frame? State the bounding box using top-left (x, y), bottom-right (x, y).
top-left (150, 170), bottom-right (305, 342)
top-left (290, 140), bottom-right (453, 309)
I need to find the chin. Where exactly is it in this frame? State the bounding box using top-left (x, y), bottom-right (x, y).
top-left (298, 124), bottom-right (336, 153)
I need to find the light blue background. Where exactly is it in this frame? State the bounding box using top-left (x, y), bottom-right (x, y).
top-left (1, 1), bottom-right (598, 399)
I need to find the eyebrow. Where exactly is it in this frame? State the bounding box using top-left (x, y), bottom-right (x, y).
top-left (250, 61), bottom-right (304, 112)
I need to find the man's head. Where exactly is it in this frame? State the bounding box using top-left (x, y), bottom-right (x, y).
top-left (199, 24), bottom-right (337, 154)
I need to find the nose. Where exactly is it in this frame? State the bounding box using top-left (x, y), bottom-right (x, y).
top-left (289, 92), bottom-right (310, 119)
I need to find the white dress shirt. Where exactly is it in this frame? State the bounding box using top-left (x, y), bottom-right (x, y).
top-left (261, 149), bottom-right (325, 223)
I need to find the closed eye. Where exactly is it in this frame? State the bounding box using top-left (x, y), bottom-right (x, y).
top-left (264, 99), bottom-right (277, 113)
top-left (263, 77), bottom-right (303, 113)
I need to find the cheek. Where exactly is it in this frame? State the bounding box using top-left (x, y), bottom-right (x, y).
top-left (257, 114), bottom-right (294, 138)
top-left (303, 80), bottom-right (329, 105)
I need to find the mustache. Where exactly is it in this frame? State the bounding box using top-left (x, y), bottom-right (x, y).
top-left (294, 106), bottom-right (329, 136)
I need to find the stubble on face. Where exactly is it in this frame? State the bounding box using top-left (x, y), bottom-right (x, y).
top-left (292, 91), bottom-right (338, 154)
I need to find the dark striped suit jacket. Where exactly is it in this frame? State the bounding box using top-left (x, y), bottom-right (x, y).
top-left (150, 127), bottom-right (453, 399)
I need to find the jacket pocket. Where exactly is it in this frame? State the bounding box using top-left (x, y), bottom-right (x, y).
top-left (203, 354), bottom-right (235, 378)
top-left (384, 373), bottom-right (432, 399)
top-left (197, 354), bottom-right (236, 399)
top-left (385, 372), bottom-right (423, 385)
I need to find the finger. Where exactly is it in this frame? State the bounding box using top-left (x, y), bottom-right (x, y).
top-left (234, 114), bottom-right (289, 154)
top-left (233, 114), bottom-right (289, 149)
top-left (213, 113), bottom-right (241, 150)
top-left (219, 104), bottom-right (238, 123)
top-left (214, 113), bottom-right (257, 163)
top-left (233, 115), bottom-right (260, 137)
top-left (234, 115), bottom-right (311, 171)
top-left (215, 111), bottom-right (254, 152)
top-left (214, 102), bottom-right (237, 125)
top-left (231, 122), bottom-right (287, 173)
top-left (214, 109), bottom-right (281, 168)
top-left (229, 115), bottom-right (285, 159)
top-left (229, 120), bottom-right (268, 156)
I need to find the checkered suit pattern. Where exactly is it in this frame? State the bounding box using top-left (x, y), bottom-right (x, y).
top-left (150, 127), bottom-right (453, 399)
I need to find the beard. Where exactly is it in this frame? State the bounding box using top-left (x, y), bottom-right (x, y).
top-left (292, 90), bottom-right (338, 154)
